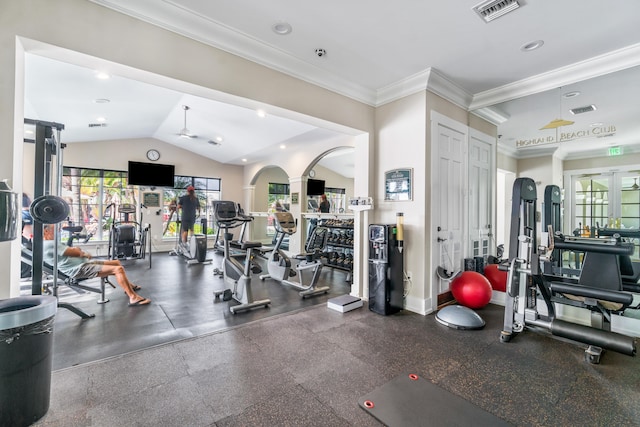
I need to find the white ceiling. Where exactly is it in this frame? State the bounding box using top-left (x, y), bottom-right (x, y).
top-left (24, 0), bottom-right (640, 167)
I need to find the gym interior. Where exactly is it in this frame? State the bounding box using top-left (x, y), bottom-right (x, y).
top-left (1, 1), bottom-right (640, 426)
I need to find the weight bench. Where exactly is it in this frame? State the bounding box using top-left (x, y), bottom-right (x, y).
top-left (549, 236), bottom-right (640, 322)
top-left (596, 227), bottom-right (640, 291)
top-left (21, 246), bottom-right (116, 305)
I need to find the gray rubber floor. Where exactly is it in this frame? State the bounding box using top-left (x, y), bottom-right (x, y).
top-left (26, 253), bottom-right (640, 426)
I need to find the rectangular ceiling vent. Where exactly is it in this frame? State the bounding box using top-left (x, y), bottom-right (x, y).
top-left (473, 0), bottom-right (521, 23)
top-left (569, 105), bottom-right (597, 115)
top-left (88, 123), bottom-right (108, 128)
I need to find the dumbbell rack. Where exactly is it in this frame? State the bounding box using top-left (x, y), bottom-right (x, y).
top-left (320, 218), bottom-right (354, 282)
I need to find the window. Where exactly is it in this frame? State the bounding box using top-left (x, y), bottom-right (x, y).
top-left (163, 176), bottom-right (221, 238)
top-left (567, 169), bottom-right (640, 259)
top-left (61, 167), bottom-right (221, 243)
top-left (266, 182), bottom-right (290, 236)
top-left (62, 167), bottom-right (132, 242)
top-left (325, 187), bottom-right (346, 213)
top-left (268, 183), bottom-right (290, 211)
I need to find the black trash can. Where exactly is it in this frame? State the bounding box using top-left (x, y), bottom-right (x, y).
top-left (0, 295), bottom-right (57, 427)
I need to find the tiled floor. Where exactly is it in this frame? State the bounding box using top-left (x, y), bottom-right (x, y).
top-left (40, 251), bottom-right (352, 370)
top-left (19, 252), bottom-right (640, 426)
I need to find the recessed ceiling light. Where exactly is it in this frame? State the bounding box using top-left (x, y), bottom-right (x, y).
top-left (271, 22), bottom-right (292, 35)
top-left (95, 72), bottom-right (111, 79)
top-left (94, 98), bottom-right (110, 104)
top-left (562, 91), bottom-right (581, 99)
top-left (590, 122), bottom-right (604, 127)
top-left (280, 144), bottom-right (286, 149)
top-left (242, 158), bottom-right (247, 162)
top-left (215, 136), bottom-right (224, 142)
top-left (256, 109), bottom-right (266, 118)
top-left (521, 40), bottom-right (544, 52)
top-left (96, 117), bottom-right (106, 122)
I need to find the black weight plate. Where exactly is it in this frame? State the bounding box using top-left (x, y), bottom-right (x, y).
top-left (30, 195), bottom-right (70, 224)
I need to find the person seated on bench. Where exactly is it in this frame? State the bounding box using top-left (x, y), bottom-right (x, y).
top-left (42, 224), bottom-right (151, 307)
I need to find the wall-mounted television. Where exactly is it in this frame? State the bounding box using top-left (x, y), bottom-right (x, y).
top-left (307, 178), bottom-right (325, 196)
top-left (128, 161), bottom-right (175, 187)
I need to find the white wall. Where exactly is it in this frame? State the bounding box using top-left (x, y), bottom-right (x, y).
top-left (564, 152), bottom-right (640, 171)
top-left (243, 136), bottom-right (363, 257)
top-left (2, 0), bottom-right (497, 310)
top-left (0, 0), bottom-right (374, 298)
top-left (375, 91), bottom-right (428, 309)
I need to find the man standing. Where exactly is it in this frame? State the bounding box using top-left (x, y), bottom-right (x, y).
top-left (177, 185), bottom-right (200, 246)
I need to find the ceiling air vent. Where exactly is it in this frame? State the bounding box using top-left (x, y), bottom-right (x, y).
top-left (569, 105), bottom-right (597, 115)
top-left (88, 123), bottom-right (108, 128)
top-left (473, 0), bottom-right (521, 23)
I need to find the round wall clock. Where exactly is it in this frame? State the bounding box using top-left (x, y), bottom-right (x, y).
top-left (146, 149), bottom-right (160, 161)
top-left (309, 169), bottom-right (316, 178)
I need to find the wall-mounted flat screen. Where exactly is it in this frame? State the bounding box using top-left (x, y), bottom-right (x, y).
top-left (307, 179), bottom-right (325, 196)
top-left (128, 161), bottom-right (175, 187)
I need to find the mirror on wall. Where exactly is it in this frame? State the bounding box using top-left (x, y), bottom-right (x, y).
top-left (307, 147), bottom-right (355, 214)
top-left (486, 65), bottom-right (640, 161)
top-left (251, 166), bottom-right (289, 244)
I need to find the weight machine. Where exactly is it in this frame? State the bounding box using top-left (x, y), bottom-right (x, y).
top-left (501, 178), bottom-right (638, 363)
top-left (107, 202), bottom-right (151, 268)
top-left (24, 119), bottom-right (96, 319)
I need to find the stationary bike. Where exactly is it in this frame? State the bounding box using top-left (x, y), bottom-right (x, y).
top-left (213, 201), bottom-right (271, 314)
top-left (260, 211), bottom-right (330, 298)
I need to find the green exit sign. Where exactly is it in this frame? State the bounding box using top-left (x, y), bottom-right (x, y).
top-left (608, 146), bottom-right (622, 156)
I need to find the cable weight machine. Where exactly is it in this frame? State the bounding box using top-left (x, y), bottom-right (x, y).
top-left (24, 119), bottom-right (96, 319)
top-left (500, 177), bottom-right (637, 363)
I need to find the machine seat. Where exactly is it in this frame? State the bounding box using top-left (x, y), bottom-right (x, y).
top-left (240, 241), bottom-right (262, 250)
top-left (620, 258), bottom-right (640, 283)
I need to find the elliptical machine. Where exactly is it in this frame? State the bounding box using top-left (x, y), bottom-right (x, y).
top-left (169, 217), bottom-right (211, 266)
top-left (213, 201), bottom-right (270, 314)
top-left (260, 211), bottom-right (330, 298)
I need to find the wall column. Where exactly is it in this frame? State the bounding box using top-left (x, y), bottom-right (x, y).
top-left (288, 177), bottom-right (304, 255)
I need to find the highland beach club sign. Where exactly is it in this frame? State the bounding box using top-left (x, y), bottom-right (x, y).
top-left (516, 124), bottom-right (616, 148)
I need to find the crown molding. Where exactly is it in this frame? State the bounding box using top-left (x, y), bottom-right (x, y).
top-left (91, 1), bottom-right (640, 127)
top-left (470, 42), bottom-right (640, 110)
top-left (91, 0), bottom-right (378, 105)
top-left (376, 68), bottom-right (473, 109)
top-left (471, 106), bottom-right (510, 126)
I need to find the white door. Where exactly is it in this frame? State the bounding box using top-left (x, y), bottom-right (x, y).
top-left (468, 130), bottom-right (494, 259)
top-left (431, 112), bottom-right (467, 300)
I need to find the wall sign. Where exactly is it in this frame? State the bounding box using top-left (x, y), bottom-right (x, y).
top-left (516, 124), bottom-right (617, 148)
top-left (143, 192), bottom-right (160, 207)
top-left (291, 192), bottom-right (299, 205)
top-left (385, 169), bottom-right (413, 201)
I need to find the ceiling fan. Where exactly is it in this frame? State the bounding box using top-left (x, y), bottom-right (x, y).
top-left (176, 105), bottom-right (198, 139)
